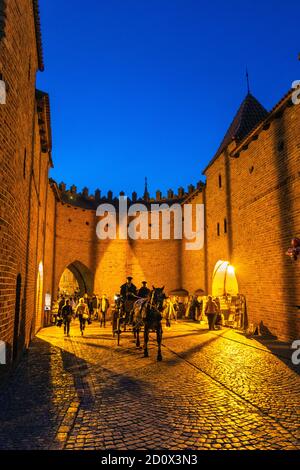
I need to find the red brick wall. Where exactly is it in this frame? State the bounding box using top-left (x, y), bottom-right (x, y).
top-left (204, 98), bottom-right (300, 341)
top-left (0, 0), bottom-right (50, 363)
top-left (30, 111), bottom-right (53, 334)
top-left (43, 182), bottom-right (56, 317)
top-left (52, 203), bottom-right (182, 305)
top-left (204, 149), bottom-right (232, 292)
top-left (181, 191), bottom-right (206, 295)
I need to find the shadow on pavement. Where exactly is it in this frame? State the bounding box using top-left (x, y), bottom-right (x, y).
top-left (0, 338), bottom-right (64, 449)
top-left (0, 334), bottom-right (102, 449)
top-left (68, 338), bottom-right (113, 351)
top-left (60, 345), bottom-right (95, 409)
top-left (162, 330), bottom-right (209, 341)
top-left (228, 330), bottom-right (300, 376)
top-left (162, 331), bottom-right (226, 367)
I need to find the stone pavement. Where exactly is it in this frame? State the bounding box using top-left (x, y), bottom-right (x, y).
top-left (0, 320), bottom-right (299, 450)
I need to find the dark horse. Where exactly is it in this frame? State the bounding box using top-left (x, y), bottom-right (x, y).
top-left (132, 286), bottom-right (166, 361)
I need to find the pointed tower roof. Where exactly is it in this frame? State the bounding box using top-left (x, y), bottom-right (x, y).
top-left (203, 93), bottom-right (268, 173)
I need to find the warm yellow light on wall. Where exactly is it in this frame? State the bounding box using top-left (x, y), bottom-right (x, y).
top-left (227, 265), bottom-right (235, 275)
top-left (35, 261), bottom-right (44, 333)
top-left (212, 261), bottom-right (238, 296)
top-left (38, 261), bottom-right (43, 276)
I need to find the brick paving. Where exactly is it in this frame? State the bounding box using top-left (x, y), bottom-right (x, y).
top-left (0, 320), bottom-right (299, 450)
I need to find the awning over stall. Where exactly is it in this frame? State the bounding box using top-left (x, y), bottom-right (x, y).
top-left (212, 260), bottom-right (238, 297)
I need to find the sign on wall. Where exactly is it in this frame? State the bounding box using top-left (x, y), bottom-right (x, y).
top-left (0, 341), bottom-right (6, 365)
top-left (45, 292), bottom-right (51, 311)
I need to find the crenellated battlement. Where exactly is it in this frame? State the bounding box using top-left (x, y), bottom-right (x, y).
top-left (52, 179), bottom-right (205, 210)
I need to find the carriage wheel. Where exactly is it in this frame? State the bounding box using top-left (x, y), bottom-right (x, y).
top-left (117, 317), bottom-right (121, 346)
top-left (112, 311), bottom-right (118, 337)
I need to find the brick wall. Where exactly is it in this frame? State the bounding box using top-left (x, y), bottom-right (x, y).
top-left (181, 191), bottom-right (206, 295)
top-left (43, 182), bottom-right (56, 316)
top-left (204, 149), bottom-right (233, 291)
top-left (0, 0), bottom-right (51, 364)
top-left (52, 202), bottom-right (182, 305)
top-left (204, 96), bottom-right (300, 341)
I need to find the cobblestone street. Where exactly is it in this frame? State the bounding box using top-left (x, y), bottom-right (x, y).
top-left (0, 320), bottom-right (299, 450)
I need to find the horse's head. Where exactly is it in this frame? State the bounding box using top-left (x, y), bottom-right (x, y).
top-left (151, 286), bottom-right (166, 311)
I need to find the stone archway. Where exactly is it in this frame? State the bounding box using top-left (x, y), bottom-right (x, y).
top-left (58, 260), bottom-right (94, 298)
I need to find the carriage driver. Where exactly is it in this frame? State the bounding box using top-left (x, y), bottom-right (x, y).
top-left (120, 276), bottom-right (138, 324)
top-left (120, 276), bottom-right (137, 301)
top-left (138, 281), bottom-right (150, 299)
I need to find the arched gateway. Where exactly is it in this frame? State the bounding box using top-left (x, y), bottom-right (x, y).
top-left (58, 261), bottom-right (94, 298)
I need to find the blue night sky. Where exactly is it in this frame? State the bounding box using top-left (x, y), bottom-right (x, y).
top-left (37, 0), bottom-right (299, 198)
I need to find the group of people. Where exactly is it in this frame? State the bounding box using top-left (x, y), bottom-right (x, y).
top-left (60, 298), bottom-right (89, 336)
top-left (52, 276), bottom-right (223, 337)
top-left (185, 295), bottom-right (203, 321)
top-left (52, 292), bottom-right (110, 336)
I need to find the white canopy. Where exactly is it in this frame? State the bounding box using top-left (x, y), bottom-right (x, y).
top-left (212, 260), bottom-right (239, 297)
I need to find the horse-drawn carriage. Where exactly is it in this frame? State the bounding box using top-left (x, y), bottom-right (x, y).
top-left (112, 287), bottom-right (166, 361)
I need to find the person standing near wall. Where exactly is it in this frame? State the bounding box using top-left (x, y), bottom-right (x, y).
top-left (213, 297), bottom-right (222, 329)
top-left (196, 297), bottom-right (204, 321)
top-left (185, 296), bottom-right (193, 319)
top-left (164, 298), bottom-right (176, 327)
top-left (188, 296), bottom-right (199, 321)
top-left (92, 294), bottom-right (99, 320)
top-left (58, 296), bottom-right (65, 317)
top-left (172, 297), bottom-right (179, 322)
top-left (76, 298), bottom-right (90, 336)
top-left (61, 299), bottom-right (73, 336)
top-left (205, 296), bottom-right (219, 331)
top-left (99, 294), bottom-right (110, 328)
